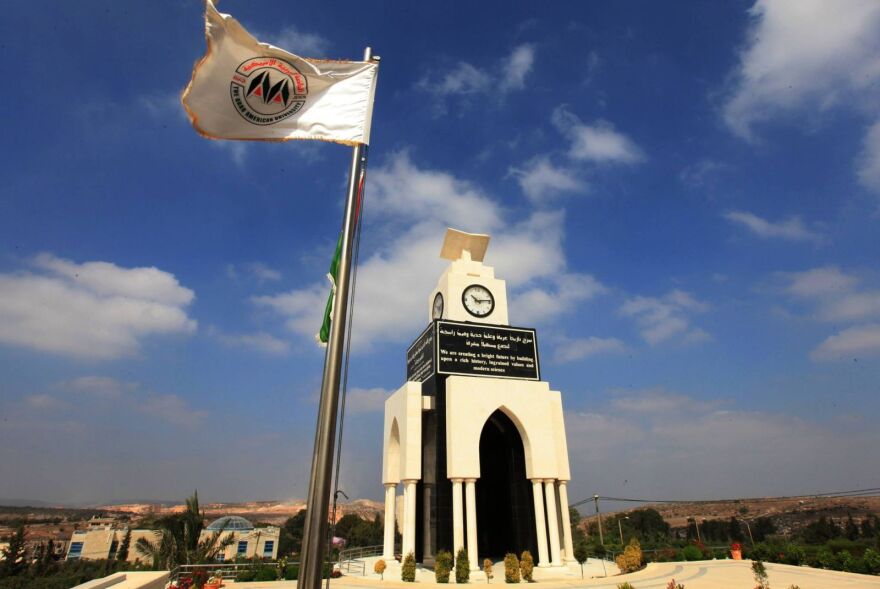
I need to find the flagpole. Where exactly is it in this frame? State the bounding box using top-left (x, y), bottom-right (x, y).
top-left (297, 46), bottom-right (373, 589)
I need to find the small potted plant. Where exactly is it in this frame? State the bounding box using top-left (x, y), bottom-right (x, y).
top-left (730, 542), bottom-right (742, 561)
top-left (204, 573), bottom-right (224, 589)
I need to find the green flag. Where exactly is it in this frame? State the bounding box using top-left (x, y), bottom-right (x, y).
top-left (317, 232), bottom-right (343, 346)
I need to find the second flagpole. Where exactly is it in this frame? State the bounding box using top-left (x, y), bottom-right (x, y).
top-left (297, 47), bottom-right (373, 589)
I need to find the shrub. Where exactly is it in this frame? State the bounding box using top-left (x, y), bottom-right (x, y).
top-left (374, 559), bottom-right (387, 580)
top-left (254, 565), bottom-right (279, 581)
top-left (503, 553), bottom-right (520, 583)
top-left (617, 584), bottom-right (636, 589)
top-left (401, 552), bottom-right (417, 582)
top-left (817, 547), bottom-right (835, 569)
top-left (435, 550), bottom-right (452, 583)
top-left (456, 548), bottom-right (470, 584)
top-left (236, 569), bottom-right (256, 582)
top-left (784, 544), bottom-right (805, 566)
top-left (519, 551), bottom-right (533, 582)
top-left (483, 558), bottom-right (494, 583)
top-left (283, 564), bottom-right (299, 580)
top-left (666, 580), bottom-right (684, 589)
top-left (751, 560), bottom-right (769, 589)
top-left (680, 545), bottom-right (702, 561)
top-left (615, 538), bottom-right (643, 573)
top-left (864, 548), bottom-right (880, 573)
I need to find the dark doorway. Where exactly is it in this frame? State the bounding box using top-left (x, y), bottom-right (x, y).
top-left (476, 410), bottom-right (537, 559)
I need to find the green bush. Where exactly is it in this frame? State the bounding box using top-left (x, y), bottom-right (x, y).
top-left (236, 569), bottom-right (257, 582)
top-left (401, 552), bottom-right (417, 582)
top-left (519, 551), bottom-right (533, 582)
top-left (864, 548), bottom-right (880, 573)
top-left (503, 553), bottom-right (520, 583)
top-left (254, 565), bottom-right (279, 581)
top-left (455, 548), bottom-right (470, 584)
top-left (283, 564), bottom-right (299, 580)
top-left (680, 545), bottom-right (702, 561)
top-left (617, 583), bottom-right (636, 589)
top-left (435, 550), bottom-right (452, 583)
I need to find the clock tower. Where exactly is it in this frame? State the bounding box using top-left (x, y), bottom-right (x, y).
top-left (428, 230), bottom-right (509, 325)
top-left (381, 228), bottom-right (575, 575)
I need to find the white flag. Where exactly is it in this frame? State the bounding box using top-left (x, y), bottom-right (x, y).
top-left (182, 1), bottom-right (378, 146)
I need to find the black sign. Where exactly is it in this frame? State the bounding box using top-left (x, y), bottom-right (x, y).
top-left (436, 320), bottom-right (540, 381)
top-left (406, 323), bottom-right (435, 382)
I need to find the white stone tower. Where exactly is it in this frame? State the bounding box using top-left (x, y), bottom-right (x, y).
top-left (381, 229), bottom-right (574, 569)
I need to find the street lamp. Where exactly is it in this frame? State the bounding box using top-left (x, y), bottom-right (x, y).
top-left (618, 516), bottom-right (629, 545)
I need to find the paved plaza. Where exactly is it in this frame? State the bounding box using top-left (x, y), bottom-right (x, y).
top-left (227, 560), bottom-right (880, 589)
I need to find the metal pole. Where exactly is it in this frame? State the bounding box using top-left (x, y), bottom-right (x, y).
top-left (743, 519), bottom-right (754, 547)
top-left (617, 519), bottom-right (623, 545)
top-left (593, 495), bottom-right (604, 545)
top-left (297, 46), bottom-right (373, 589)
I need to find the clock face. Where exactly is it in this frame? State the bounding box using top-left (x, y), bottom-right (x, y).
top-left (462, 284), bottom-right (495, 318)
top-left (432, 292), bottom-right (444, 319)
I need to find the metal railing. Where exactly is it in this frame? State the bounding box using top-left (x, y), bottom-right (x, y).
top-left (336, 543), bottom-right (386, 576)
top-left (170, 561), bottom-right (298, 583)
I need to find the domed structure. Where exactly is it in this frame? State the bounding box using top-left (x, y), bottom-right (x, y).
top-left (206, 515), bottom-right (254, 532)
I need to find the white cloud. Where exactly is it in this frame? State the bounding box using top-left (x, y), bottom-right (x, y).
top-left (215, 330), bottom-right (290, 356)
top-left (501, 44), bottom-right (536, 91)
top-left (554, 336), bottom-right (626, 363)
top-left (345, 387), bottom-right (392, 414)
top-left (858, 119), bottom-right (880, 193)
top-left (552, 106), bottom-right (644, 164)
top-left (722, 0), bottom-right (880, 140)
top-left (0, 254), bottom-right (196, 360)
top-left (619, 289), bottom-right (709, 345)
top-left (227, 262), bottom-right (282, 283)
top-left (138, 394), bottom-right (207, 426)
top-left (724, 210), bottom-right (823, 243)
top-left (418, 44), bottom-right (536, 99)
top-left (265, 25), bottom-right (331, 57)
top-left (24, 394), bottom-right (66, 410)
top-left (63, 376), bottom-right (138, 399)
top-left (782, 266), bottom-right (880, 322)
top-left (565, 387), bottom-right (880, 500)
top-left (812, 323), bottom-right (880, 360)
top-left (509, 157), bottom-right (585, 203)
top-left (255, 153), bottom-right (600, 350)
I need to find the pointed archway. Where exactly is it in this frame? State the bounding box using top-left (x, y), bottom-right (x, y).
top-left (476, 409), bottom-right (537, 559)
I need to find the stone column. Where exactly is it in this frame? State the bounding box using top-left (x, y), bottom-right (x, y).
top-left (464, 479), bottom-right (479, 570)
top-left (451, 479), bottom-right (464, 557)
top-left (383, 483), bottom-right (396, 559)
top-left (531, 479), bottom-right (550, 567)
top-left (557, 481), bottom-right (575, 562)
top-left (422, 483), bottom-right (434, 561)
top-left (544, 480), bottom-right (562, 566)
top-left (403, 479), bottom-right (417, 558)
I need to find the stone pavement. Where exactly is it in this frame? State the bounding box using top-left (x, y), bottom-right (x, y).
top-left (229, 560), bottom-right (880, 589)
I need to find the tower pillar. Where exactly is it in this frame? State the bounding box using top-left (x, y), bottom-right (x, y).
top-left (403, 479), bottom-right (417, 558)
top-left (383, 483), bottom-right (396, 559)
top-left (531, 479), bottom-right (550, 567)
top-left (452, 478), bottom-right (464, 557)
top-left (544, 479), bottom-right (562, 566)
top-left (465, 478), bottom-right (478, 570)
top-left (558, 481), bottom-right (575, 562)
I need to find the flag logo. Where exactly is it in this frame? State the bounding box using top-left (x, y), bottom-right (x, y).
top-left (230, 57), bottom-right (308, 125)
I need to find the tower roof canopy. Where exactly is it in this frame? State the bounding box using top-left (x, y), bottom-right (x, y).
top-left (206, 515), bottom-right (254, 531)
top-left (440, 228), bottom-right (490, 262)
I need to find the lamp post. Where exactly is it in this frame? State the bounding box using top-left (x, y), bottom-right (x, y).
top-left (618, 516), bottom-right (629, 545)
top-left (593, 495), bottom-right (604, 546)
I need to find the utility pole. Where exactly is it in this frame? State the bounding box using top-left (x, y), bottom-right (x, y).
top-left (742, 519), bottom-right (755, 547)
top-left (593, 495), bottom-right (604, 545)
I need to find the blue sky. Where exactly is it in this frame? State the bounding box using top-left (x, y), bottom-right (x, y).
top-left (1, 0), bottom-right (880, 507)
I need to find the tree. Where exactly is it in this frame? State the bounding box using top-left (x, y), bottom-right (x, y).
top-left (1, 524), bottom-right (27, 577)
top-left (279, 509), bottom-right (307, 556)
top-left (503, 553), bottom-right (520, 583)
top-left (483, 558), bottom-right (494, 583)
top-left (573, 543), bottom-right (588, 578)
top-left (518, 551), bottom-right (533, 583)
top-left (570, 508), bottom-right (587, 547)
top-left (845, 514), bottom-right (859, 541)
top-left (728, 517), bottom-right (744, 542)
top-left (401, 552), bottom-right (416, 582)
top-left (455, 547), bottom-right (470, 584)
top-left (117, 529), bottom-right (132, 562)
top-left (374, 558), bottom-right (387, 580)
top-left (751, 560), bottom-right (769, 589)
top-left (615, 538), bottom-right (642, 574)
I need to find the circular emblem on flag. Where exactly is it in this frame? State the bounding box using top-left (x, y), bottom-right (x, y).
top-left (230, 57), bottom-right (308, 125)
